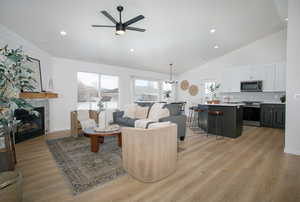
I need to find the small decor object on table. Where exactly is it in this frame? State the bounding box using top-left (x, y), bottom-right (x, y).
top-left (208, 83), bottom-right (221, 103)
top-left (83, 125), bottom-right (122, 152)
top-left (97, 95), bottom-right (112, 129)
top-left (94, 124), bottom-right (120, 133)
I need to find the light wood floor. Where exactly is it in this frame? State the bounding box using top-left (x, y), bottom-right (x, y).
top-left (15, 127), bottom-right (300, 202)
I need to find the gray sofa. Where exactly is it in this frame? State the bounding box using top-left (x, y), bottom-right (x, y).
top-left (113, 102), bottom-right (187, 141)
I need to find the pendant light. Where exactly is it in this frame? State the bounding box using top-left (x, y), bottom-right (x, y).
top-left (164, 63), bottom-right (178, 84)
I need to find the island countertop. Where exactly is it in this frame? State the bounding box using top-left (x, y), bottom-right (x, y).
top-left (199, 103), bottom-right (245, 107)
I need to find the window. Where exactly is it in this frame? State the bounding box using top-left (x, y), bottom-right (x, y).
top-left (77, 72), bottom-right (119, 110)
top-left (133, 78), bottom-right (160, 102)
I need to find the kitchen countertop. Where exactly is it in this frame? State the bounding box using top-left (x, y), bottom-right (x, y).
top-left (260, 102), bottom-right (285, 105)
top-left (198, 103), bottom-right (245, 107)
top-left (197, 102), bottom-right (285, 106)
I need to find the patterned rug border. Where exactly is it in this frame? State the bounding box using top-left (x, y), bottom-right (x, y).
top-left (46, 136), bottom-right (127, 195)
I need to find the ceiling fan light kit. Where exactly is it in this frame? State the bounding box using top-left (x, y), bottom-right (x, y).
top-left (92, 5), bottom-right (146, 36)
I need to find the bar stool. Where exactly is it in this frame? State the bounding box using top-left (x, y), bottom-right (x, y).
top-left (187, 106), bottom-right (196, 128)
top-left (191, 107), bottom-right (201, 129)
top-left (194, 108), bottom-right (206, 134)
top-left (208, 110), bottom-right (224, 140)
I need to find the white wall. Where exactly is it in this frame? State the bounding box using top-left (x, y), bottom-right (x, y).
top-left (285, 0), bottom-right (300, 156)
top-left (50, 57), bottom-right (168, 132)
top-left (177, 29), bottom-right (287, 106)
top-left (0, 24), bottom-right (53, 90)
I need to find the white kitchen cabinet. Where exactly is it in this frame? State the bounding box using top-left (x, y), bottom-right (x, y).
top-left (237, 66), bottom-right (252, 81)
top-left (261, 64), bottom-right (276, 92)
top-left (221, 68), bottom-right (241, 92)
top-left (274, 63), bottom-right (286, 92)
top-left (249, 65), bottom-right (264, 81)
top-left (231, 69), bottom-right (242, 92)
top-left (220, 63), bottom-right (285, 93)
top-left (221, 69), bottom-right (234, 92)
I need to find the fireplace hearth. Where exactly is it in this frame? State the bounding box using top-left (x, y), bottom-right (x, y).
top-left (14, 107), bottom-right (45, 143)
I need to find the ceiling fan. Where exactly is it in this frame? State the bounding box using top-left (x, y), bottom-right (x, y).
top-left (92, 5), bottom-right (146, 35)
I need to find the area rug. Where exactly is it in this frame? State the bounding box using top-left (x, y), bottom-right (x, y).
top-left (46, 136), bottom-right (126, 195)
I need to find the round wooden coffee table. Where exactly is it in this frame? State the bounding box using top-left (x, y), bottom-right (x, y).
top-left (83, 128), bottom-right (122, 153)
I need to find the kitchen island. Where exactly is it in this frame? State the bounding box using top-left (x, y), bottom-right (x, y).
top-left (197, 103), bottom-right (244, 138)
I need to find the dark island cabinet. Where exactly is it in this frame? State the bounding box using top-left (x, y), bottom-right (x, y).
top-left (197, 104), bottom-right (243, 138)
top-left (260, 104), bottom-right (285, 129)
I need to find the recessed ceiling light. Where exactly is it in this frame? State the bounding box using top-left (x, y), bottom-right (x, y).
top-left (214, 45), bottom-right (219, 49)
top-left (130, 48), bottom-right (134, 52)
top-left (210, 29), bottom-right (216, 33)
top-left (60, 31), bottom-right (67, 36)
top-left (285, 18), bottom-right (288, 21)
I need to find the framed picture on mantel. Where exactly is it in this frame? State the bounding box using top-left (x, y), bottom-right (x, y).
top-left (22, 57), bottom-right (43, 92)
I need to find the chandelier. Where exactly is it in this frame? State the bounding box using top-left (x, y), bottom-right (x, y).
top-left (164, 63), bottom-right (178, 85)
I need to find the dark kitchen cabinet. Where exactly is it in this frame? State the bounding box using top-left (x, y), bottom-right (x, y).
top-left (260, 104), bottom-right (285, 129)
top-left (198, 105), bottom-right (243, 138)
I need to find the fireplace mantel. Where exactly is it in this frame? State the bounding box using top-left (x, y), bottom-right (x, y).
top-left (19, 92), bottom-right (58, 99)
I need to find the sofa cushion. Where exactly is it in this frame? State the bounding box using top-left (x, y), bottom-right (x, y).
top-left (148, 103), bottom-right (170, 122)
top-left (135, 105), bottom-right (149, 119)
top-left (134, 119), bottom-right (156, 129)
top-left (163, 104), bottom-right (181, 116)
top-left (116, 117), bottom-right (137, 127)
top-left (124, 104), bottom-right (137, 119)
top-left (148, 121), bottom-right (172, 129)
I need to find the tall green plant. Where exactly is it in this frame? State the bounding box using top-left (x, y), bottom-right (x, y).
top-left (0, 45), bottom-right (38, 127)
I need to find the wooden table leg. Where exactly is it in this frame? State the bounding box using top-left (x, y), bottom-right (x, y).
top-left (90, 136), bottom-right (99, 152)
top-left (117, 133), bottom-right (122, 147)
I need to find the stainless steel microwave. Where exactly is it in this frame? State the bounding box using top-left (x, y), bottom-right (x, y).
top-left (240, 81), bottom-right (263, 92)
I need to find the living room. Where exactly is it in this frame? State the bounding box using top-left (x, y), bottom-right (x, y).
top-left (1, 0), bottom-right (300, 202)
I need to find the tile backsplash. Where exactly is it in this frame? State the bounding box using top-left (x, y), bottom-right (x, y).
top-left (219, 92), bottom-right (286, 103)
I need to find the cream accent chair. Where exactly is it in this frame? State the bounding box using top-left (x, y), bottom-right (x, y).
top-left (70, 110), bottom-right (99, 137)
top-left (122, 124), bottom-right (177, 182)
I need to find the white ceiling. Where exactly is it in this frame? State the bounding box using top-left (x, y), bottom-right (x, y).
top-left (0, 0), bottom-right (287, 74)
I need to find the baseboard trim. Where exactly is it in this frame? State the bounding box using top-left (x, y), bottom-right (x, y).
top-left (284, 148), bottom-right (300, 156)
top-left (48, 129), bottom-right (70, 134)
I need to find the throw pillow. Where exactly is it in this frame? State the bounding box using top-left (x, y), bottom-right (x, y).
top-left (157, 108), bottom-right (170, 120)
top-left (148, 121), bottom-right (171, 129)
top-left (124, 104), bottom-right (137, 119)
top-left (135, 105), bottom-right (149, 119)
top-left (148, 103), bottom-right (170, 122)
top-left (134, 119), bottom-right (155, 129)
top-left (148, 103), bottom-right (165, 121)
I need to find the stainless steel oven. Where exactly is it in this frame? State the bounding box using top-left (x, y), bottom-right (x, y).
top-left (241, 81), bottom-right (263, 92)
top-left (242, 101), bottom-right (261, 126)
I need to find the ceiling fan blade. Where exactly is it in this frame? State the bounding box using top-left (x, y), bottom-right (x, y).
top-left (127, 27), bottom-right (146, 32)
top-left (91, 25), bottom-right (115, 28)
top-left (100, 10), bottom-right (118, 24)
top-left (123, 15), bottom-right (145, 27)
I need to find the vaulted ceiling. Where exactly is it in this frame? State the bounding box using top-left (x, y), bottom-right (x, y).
top-left (0, 0), bottom-right (287, 73)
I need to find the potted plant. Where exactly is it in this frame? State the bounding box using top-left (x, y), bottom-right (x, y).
top-left (0, 45), bottom-right (38, 167)
top-left (207, 83), bottom-right (221, 104)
